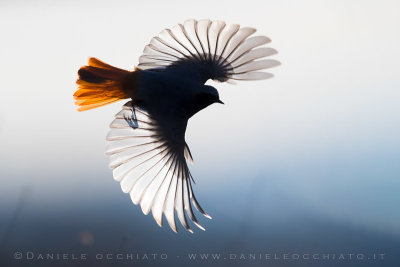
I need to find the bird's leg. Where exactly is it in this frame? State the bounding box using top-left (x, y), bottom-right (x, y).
top-left (124, 106), bottom-right (139, 129)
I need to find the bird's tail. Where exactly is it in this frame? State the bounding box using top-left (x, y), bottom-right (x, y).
top-left (74, 58), bottom-right (134, 111)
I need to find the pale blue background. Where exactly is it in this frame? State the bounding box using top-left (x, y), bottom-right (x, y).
top-left (0, 0), bottom-right (399, 266)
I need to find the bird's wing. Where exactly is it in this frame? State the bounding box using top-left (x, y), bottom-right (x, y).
top-left (137, 19), bottom-right (280, 84)
top-left (106, 101), bottom-right (210, 233)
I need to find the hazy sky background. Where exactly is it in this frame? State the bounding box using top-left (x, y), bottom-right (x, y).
top-left (0, 1), bottom-right (399, 265)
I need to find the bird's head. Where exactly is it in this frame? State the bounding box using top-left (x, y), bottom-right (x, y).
top-left (188, 85), bottom-right (223, 118)
top-left (197, 85), bottom-right (224, 105)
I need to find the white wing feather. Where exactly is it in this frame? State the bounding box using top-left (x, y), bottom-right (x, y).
top-left (137, 19), bottom-right (279, 81)
top-left (106, 101), bottom-right (210, 233)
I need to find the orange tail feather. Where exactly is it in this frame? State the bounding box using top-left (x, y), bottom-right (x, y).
top-left (74, 58), bottom-right (132, 111)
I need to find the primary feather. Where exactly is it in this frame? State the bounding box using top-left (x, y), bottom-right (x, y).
top-left (106, 102), bottom-right (210, 233)
top-left (138, 19), bottom-right (280, 83)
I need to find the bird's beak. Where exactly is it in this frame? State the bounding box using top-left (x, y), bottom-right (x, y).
top-left (217, 99), bottom-right (224, 104)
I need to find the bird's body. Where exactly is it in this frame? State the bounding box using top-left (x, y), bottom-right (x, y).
top-left (74, 19), bottom-right (280, 233)
top-left (133, 69), bottom-right (217, 119)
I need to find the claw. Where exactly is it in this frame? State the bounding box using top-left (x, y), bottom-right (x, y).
top-left (124, 107), bottom-right (139, 129)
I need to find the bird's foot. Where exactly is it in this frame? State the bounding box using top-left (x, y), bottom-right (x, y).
top-left (124, 107), bottom-right (139, 129)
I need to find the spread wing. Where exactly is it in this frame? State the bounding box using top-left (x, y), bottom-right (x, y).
top-left (137, 19), bottom-right (280, 84)
top-left (106, 101), bottom-right (210, 233)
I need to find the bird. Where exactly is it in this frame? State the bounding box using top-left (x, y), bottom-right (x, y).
top-left (74, 19), bottom-right (280, 233)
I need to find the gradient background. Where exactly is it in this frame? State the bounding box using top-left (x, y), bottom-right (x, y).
top-left (1, 0), bottom-right (399, 266)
